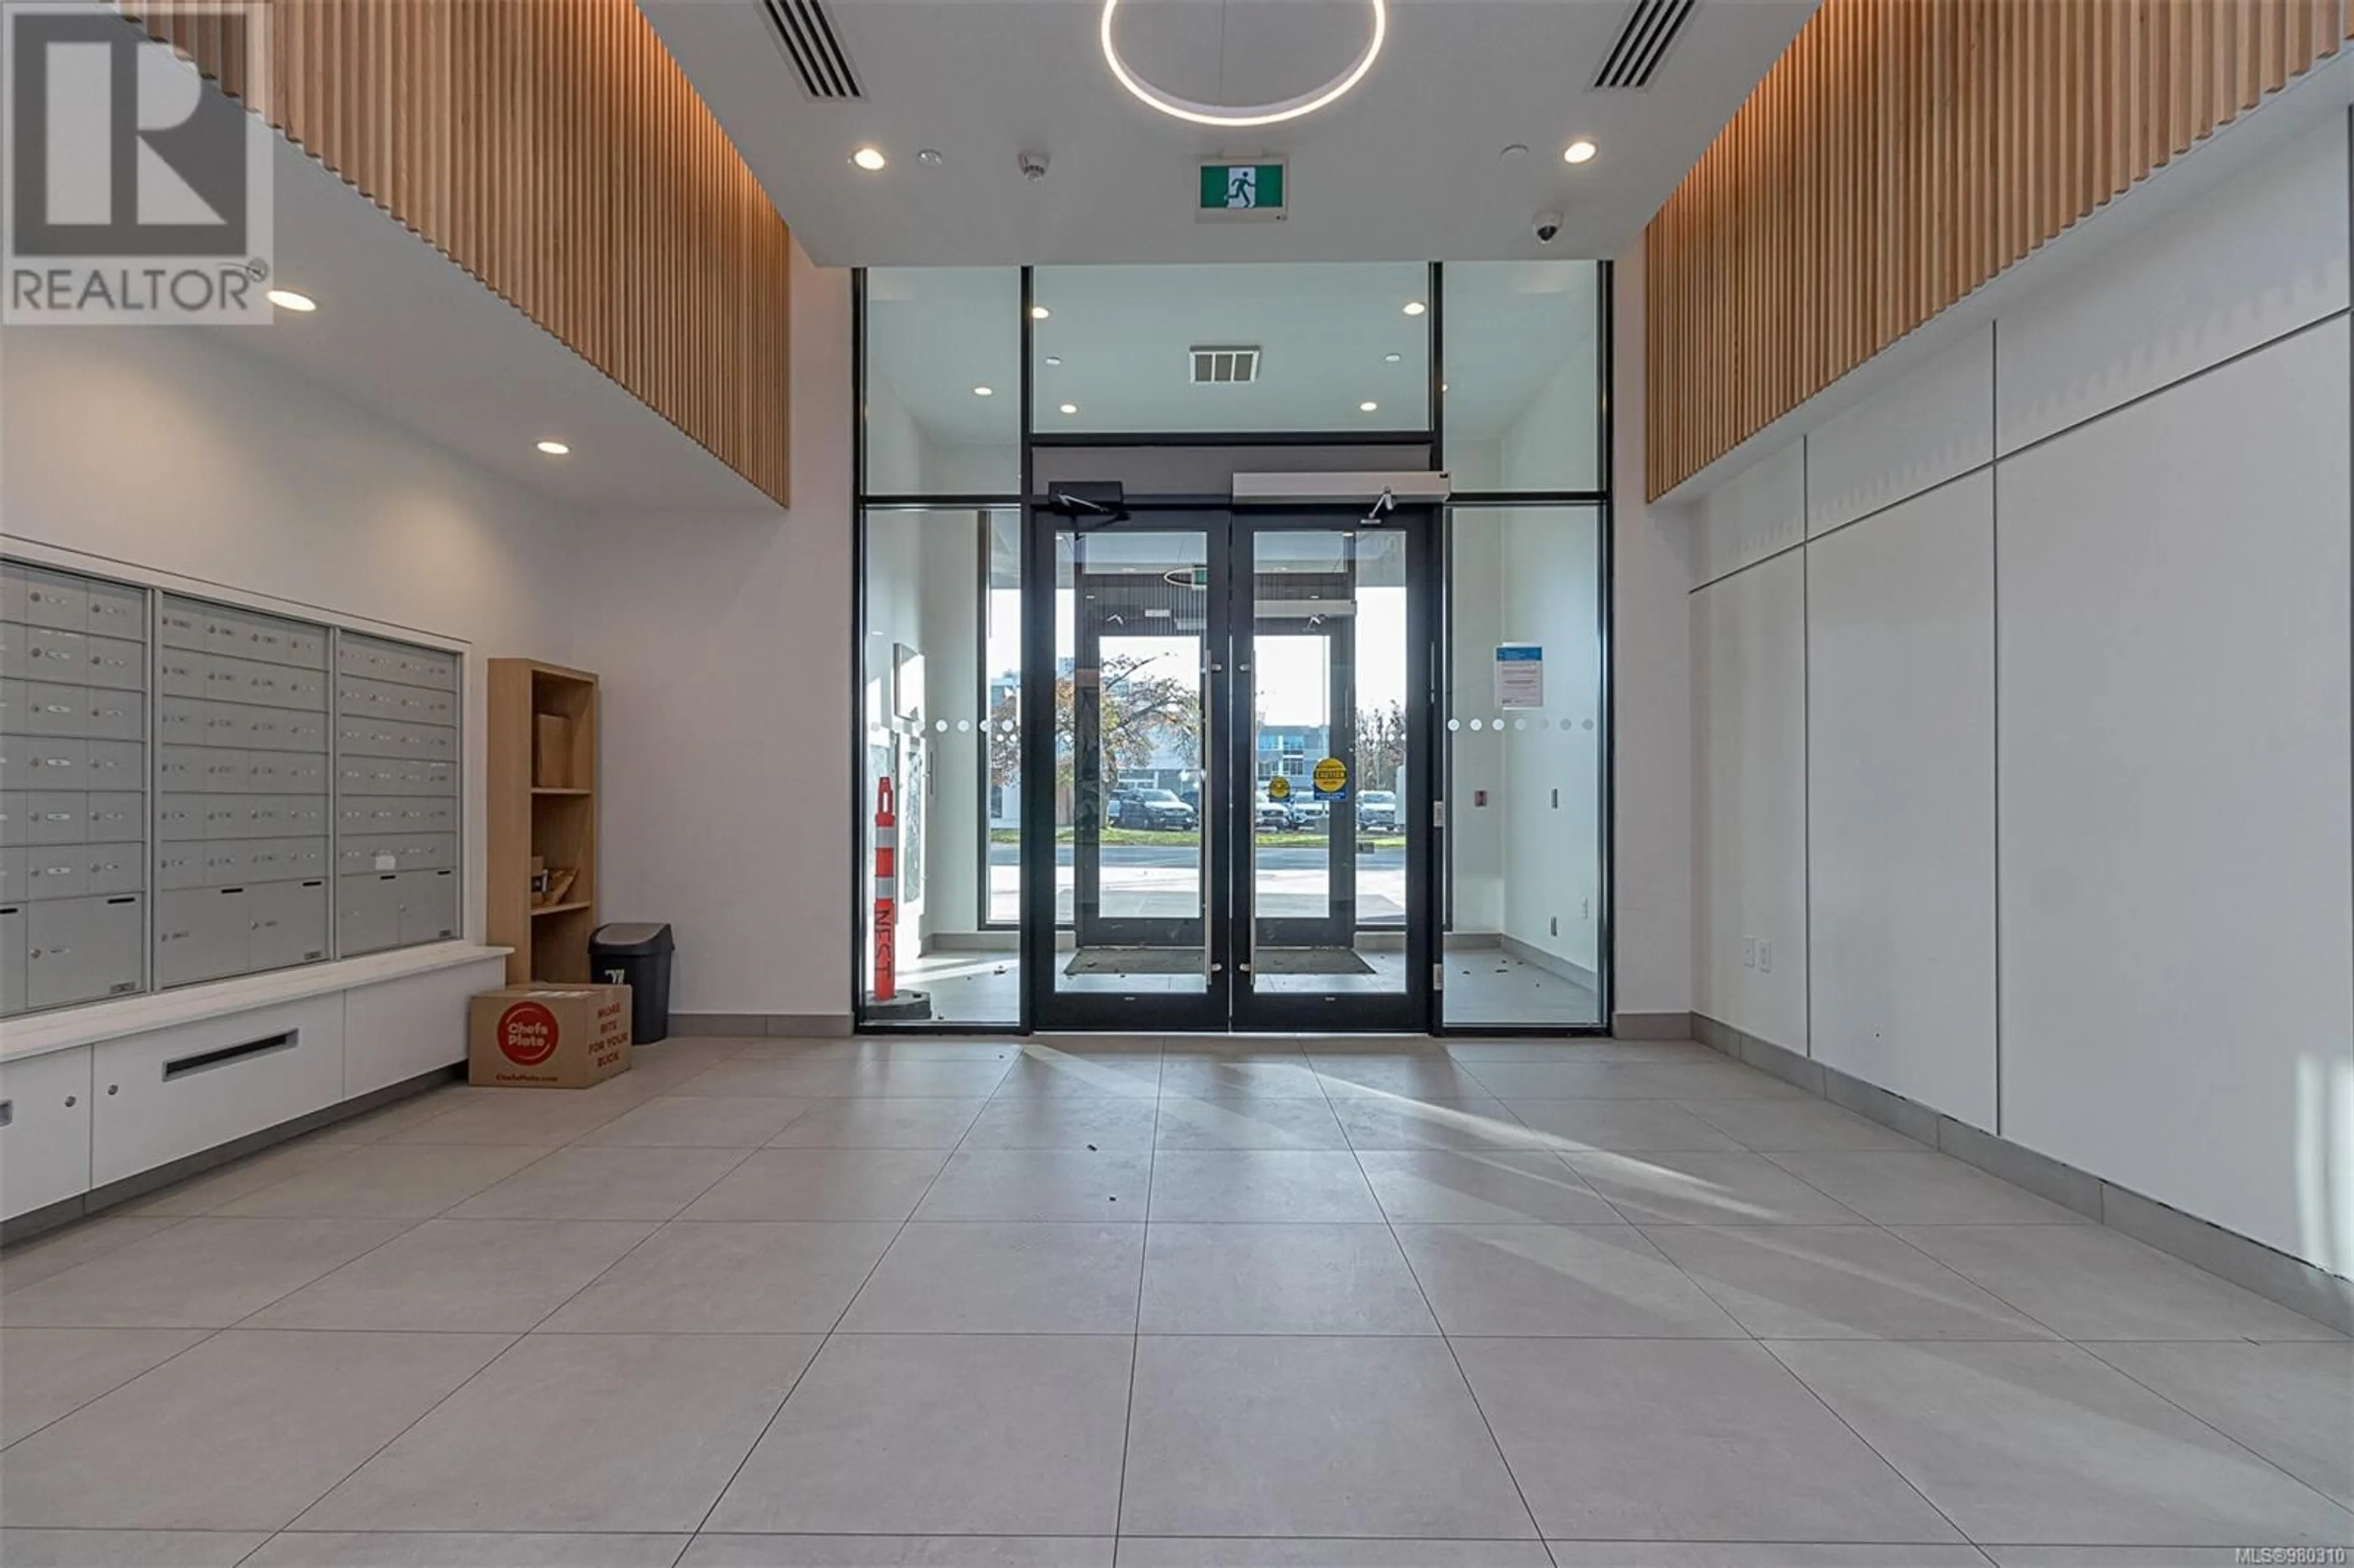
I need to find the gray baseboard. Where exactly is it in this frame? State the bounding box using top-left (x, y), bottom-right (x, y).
top-left (1692, 1012), bottom-right (2354, 1336)
top-left (1610, 1010), bottom-right (1694, 1040)
top-left (1, 1064), bottom-right (463, 1249)
top-left (672, 1013), bottom-right (855, 1038)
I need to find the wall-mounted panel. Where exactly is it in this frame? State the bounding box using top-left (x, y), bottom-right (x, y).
top-left (1806, 327), bottom-right (1994, 535)
top-left (1690, 550), bottom-right (1808, 1050)
top-left (1996, 321), bottom-right (2352, 1265)
top-left (1807, 470), bottom-right (1996, 1130)
top-left (124, 0), bottom-right (791, 506)
top-left (1647, 0), bottom-right (2353, 498)
top-left (1996, 117), bottom-right (2351, 454)
top-left (1693, 439), bottom-right (1807, 587)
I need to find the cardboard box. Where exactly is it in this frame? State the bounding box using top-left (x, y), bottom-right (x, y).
top-left (469, 985), bottom-right (631, 1089)
top-left (534, 714), bottom-right (574, 789)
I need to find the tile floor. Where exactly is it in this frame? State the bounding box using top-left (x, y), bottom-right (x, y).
top-left (2, 1035), bottom-right (2347, 1568)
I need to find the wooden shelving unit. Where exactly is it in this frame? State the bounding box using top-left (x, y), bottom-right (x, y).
top-left (487, 659), bottom-right (598, 984)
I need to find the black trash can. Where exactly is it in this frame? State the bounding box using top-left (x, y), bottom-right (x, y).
top-left (589, 923), bottom-right (674, 1045)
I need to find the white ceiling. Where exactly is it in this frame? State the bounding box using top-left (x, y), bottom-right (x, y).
top-left (231, 136), bottom-right (777, 512)
top-left (869, 257), bottom-right (1595, 446)
top-left (643, 0), bottom-right (1815, 267)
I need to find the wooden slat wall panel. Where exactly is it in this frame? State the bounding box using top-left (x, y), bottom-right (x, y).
top-left (120, 0), bottom-right (791, 506)
top-left (1645, 0), bottom-right (2347, 500)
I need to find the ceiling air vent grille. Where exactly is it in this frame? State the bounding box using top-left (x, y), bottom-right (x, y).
top-left (1190, 346), bottom-right (1262, 385)
top-left (1594, 0), bottom-right (1695, 89)
top-left (761, 0), bottom-right (863, 100)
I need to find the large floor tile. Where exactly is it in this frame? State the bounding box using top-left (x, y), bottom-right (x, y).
top-left (302, 1333), bottom-right (818, 1532)
top-left (0, 1327), bottom-right (209, 1444)
top-left (764, 1097), bottom-right (989, 1148)
top-left (241, 1219), bottom-right (655, 1331)
top-left (1157, 1053), bottom-right (1325, 1097)
top-left (991, 1047), bottom-right (1164, 1098)
top-left (1466, 1061), bottom-right (1804, 1100)
top-left (2084, 1340), bottom-right (2354, 1508)
top-left (0, 1218), bottom-right (184, 1292)
top-left (539, 1220), bottom-right (898, 1333)
top-left (1644, 1224), bottom-right (2058, 1340)
top-left (913, 1149), bottom-right (1151, 1220)
top-left (1676, 1096), bottom-right (1925, 1151)
top-left (1563, 1150), bottom-right (1865, 1226)
top-left (1394, 1224), bottom-right (1744, 1338)
top-left (842, 1222), bottom-right (1143, 1333)
top-left (381, 1092), bottom-right (632, 1146)
top-left (1356, 1150), bottom-right (1620, 1225)
top-left (0, 1218), bottom-right (412, 1327)
top-left (1979, 1551), bottom-right (2245, 1567)
top-left (0, 1330), bottom-right (509, 1530)
top-left (246, 1533), bottom-right (690, 1567)
top-left (682, 1538), bottom-right (1111, 1567)
top-left (1308, 1054), bottom-right (1495, 1099)
top-left (574, 1095), bottom-right (815, 1147)
top-left (1330, 1097), bottom-right (1541, 1152)
top-left (708, 1334), bottom-right (1133, 1536)
top-left (677, 1148), bottom-right (949, 1222)
top-left (447, 1146), bottom-right (750, 1221)
top-left (1771, 1338), bottom-right (2354, 1545)
top-left (1892, 1222), bottom-right (2345, 1339)
top-left (766, 1060), bottom-right (1020, 1098)
top-left (1542, 1548), bottom-right (1992, 1567)
top-left (1766, 1151), bottom-right (2087, 1225)
top-left (1140, 1222), bottom-right (1436, 1334)
top-left (1453, 1337), bottom-right (1963, 1543)
top-left (958, 1094), bottom-right (1159, 1151)
top-left (211, 1144), bottom-right (552, 1219)
top-left (1499, 1098), bottom-right (1744, 1152)
top-left (113, 1140), bottom-right (348, 1217)
top-left (1152, 1095), bottom-right (1349, 1151)
top-left (1120, 1335), bottom-right (1535, 1539)
top-left (1148, 1151), bottom-right (1383, 1222)
top-left (1118, 1543), bottom-right (1553, 1567)
top-left (0, 1531), bottom-right (268, 1566)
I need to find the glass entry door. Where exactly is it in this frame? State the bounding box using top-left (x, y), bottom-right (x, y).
top-left (1024, 508), bottom-right (1433, 1032)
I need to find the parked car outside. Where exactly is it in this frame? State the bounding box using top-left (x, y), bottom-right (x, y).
top-left (1255, 793), bottom-right (1296, 830)
top-left (1357, 790), bottom-right (1398, 831)
top-left (1108, 787), bottom-right (1198, 831)
top-left (1287, 794), bottom-right (1330, 828)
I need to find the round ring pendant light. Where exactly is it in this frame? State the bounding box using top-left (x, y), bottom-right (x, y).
top-left (1099, 0), bottom-right (1388, 127)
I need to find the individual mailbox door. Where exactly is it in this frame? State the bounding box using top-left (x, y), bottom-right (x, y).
top-left (82, 636), bottom-right (143, 691)
top-left (25, 793), bottom-right (85, 845)
top-left (337, 873), bottom-right (402, 955)
top-left (249, 880), bottom-right (327, 970)
top-left (82, 846), bottom-right (140, 897)
top-left (83, 582), bottom-right (145, 641)
top-left (85, 792), bottom-right (140, 843)
top-left (21, 573), bottom-right (88, 631)
top-left (21, 683), bottom-right (86, 737)
top-left (397, 869), bottom-right (459, 945)
top-left (83, 689), bottom-right (141, 742)
top-left (83, 741), bottom-right (140, 793)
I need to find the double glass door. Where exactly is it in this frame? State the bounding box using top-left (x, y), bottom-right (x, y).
top-left (1023, 509), bottom-right (1435, 1030)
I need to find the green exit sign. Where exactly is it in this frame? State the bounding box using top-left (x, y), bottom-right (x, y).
top-left (1199, 161), bottom-right (1287, 222)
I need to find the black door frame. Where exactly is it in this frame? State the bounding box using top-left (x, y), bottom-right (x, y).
top-left (1021, 503), bottom-right (1436, 1033)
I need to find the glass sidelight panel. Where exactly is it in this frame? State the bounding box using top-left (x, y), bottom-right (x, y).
top-left (1443, 504), bottom-right (1606, 1027)
top-left (1241, 527), bottom-right (1411, 998)
top-left (1054, 526), bottom-right (1213, 997)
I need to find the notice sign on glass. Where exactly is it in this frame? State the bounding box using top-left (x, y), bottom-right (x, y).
top-left (1495, 644), bottom-right (1545, 709)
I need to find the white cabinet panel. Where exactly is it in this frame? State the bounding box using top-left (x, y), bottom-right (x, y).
top-left (1997, 320), bottom-right (2353, 1266)
top-left (1996, 117), bottom-right (2350, 455)
top-left (1807, 471), bottom-right (1997, 1130)
top-left (1690, 551), bottom-right (1809, 1051)
top-left (90, 997), bottom-right (345, 1187)
top-left (1807, 327), bottom-right (1994, 536)
top-left (344, 955), bottom-right (503, 1098)
top-left (1691, 439), bottom-right (1805, 587)
top-left (1, 1047), bottom-right (91, 1220)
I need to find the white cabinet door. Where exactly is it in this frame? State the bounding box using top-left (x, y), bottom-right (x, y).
top-left (2, 1047), bottom-right (93, 1219)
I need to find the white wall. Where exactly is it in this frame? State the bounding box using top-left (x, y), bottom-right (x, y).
top-left (568, 248), bottom-right (855, 1024)
top-left (1675, 114), bottom-right (2354, 1273)
top-left (0, 322), bottom-right (581, 947)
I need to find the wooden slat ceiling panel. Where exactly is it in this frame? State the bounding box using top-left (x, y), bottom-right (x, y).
top-left (120, 0), bottom-right (791, 506)
top-left (1644, 0), bottom-right (2345, 500)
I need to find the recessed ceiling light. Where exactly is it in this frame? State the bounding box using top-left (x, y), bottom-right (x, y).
top-left (265, 288), bottom-right (316, 312)
top-left (973, 386), bottom-right (994, 397)
top-left (1030, 305), bottom-right (1051, 320)
top-left (1564, 139), bottom-right (1598, 164)
top-left (1402, 301), bottom-right (1425, 316)
top-left (1384, 352), bottom-right (1401, 363)
top-left (851, 146), bottom-right (888, 171)
top-left (1045, 356), bottom-right (1063, 367)
top-left (536, 440), bottom-right (570, 456)
top-left (1360, 401), bottom-right (1379, 413)
top-left (1060, 403), bottom-right (1079, 414)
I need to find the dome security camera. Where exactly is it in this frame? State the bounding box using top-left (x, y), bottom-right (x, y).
top-left (1533, 210), bottom-right (1564, 245)
top-left (1019, 150), bottom-right (1049, 181)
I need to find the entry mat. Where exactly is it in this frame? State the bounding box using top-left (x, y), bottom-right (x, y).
top-left (1065, 946), bottom-right (1377, 976)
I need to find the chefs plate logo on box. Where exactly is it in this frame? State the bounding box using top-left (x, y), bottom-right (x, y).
top-left (497, 1000), bottom-right (561, 1067)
